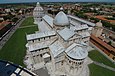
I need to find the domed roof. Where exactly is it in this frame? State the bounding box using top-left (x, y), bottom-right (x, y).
top-left (54, 11), bottom-right (69, 26)
top-left (60, 7), bottom-right (64, 11)
top-left (65, 43), bottom-right (88, 59)
top-left (34, 6), bottom-right (43, 11)
top-left (37, 2), bottom-right (40, 5)
top-left (96, 20), bottom-right (103, 27)
top-left (34, 2), bottom-right (43, 11)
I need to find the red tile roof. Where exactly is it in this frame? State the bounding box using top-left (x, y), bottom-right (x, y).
top-left (95, 16), bottom-right (115, 23)
top-left (0, 21), bottom-right (10, 30)
top-left (91, 34), bottom-right (115, 52)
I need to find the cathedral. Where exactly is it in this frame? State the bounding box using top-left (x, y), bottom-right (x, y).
top-left (24, 2), bottom-right (95, 76)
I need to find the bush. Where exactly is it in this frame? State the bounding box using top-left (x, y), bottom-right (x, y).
top-left (108, 41), bottom-right (112, 45)
top-left (12, 17), bottom-right (18, 22)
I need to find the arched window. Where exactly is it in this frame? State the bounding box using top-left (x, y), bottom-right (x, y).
top-left (40, 54), bottom-right (42, 57)
top-left (69, 60), bottom-right (71, 63)
top-left (61, 61), bottom-right (63, 65)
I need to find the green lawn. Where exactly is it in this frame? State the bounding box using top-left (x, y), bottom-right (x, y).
top-left (0, 26), bottom-right (38, 67)
top-left (20, 17), bottom-right (36, 27)
top-left (89, 63), bottom-right (115, 76)
top-left (88, 50), bottom-right (115, 68)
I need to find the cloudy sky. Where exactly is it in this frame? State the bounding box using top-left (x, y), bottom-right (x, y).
top-left (0, 0), bottom-right (115, 4)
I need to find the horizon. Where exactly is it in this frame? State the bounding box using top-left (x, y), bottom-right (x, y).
top-left (0, 0), bottom-right (115, 4)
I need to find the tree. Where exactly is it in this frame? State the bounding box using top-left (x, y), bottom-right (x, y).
top-left (108, 41), bottom-right (112, 45)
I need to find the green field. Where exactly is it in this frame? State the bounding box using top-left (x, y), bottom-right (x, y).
top-left (88, 50), bottom-right (115, 68)
top-left (0, 26), bottom-right (38, 67)
top-left (20, 17), bottom-right (36, 27)
top-left (89, 63), bottom-right (115, 76)
top-left (102, 5), bottom-right (115, 8)
top-left (0, 17), bottom-right (38, 67)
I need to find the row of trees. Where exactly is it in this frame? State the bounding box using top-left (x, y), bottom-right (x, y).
top-left (90, 17), bottom-right (115, 31)
top-left (75, 11), bottom-right (88, 19)
top-left (2, 12), bottom-right (15, 21)
top-left (0, 23), bottom-right (13, 38)
top-left (47, 10), bottom-right (59, 15)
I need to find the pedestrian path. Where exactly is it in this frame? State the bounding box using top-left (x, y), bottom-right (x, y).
top-left (93, 61), bottom-right (115, 72)
top-left (19, 25), bottom-right (37, 29)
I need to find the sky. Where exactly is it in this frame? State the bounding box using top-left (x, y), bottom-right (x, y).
top-left (0, 0), bottom-right (115, 4)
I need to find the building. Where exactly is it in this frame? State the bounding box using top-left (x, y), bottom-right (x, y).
top-left (24, 2), bottom-right (95, 76)
top-left (33, 2), bottom-right (45, 24)
top-left (0, 60), bottom-right (37, 76)
top-left (90, 34), bottom-right (115, 61)
top-left (92, 20), bottom-right (103, 37)
top-left (91, 21), bottom-right (115, 61)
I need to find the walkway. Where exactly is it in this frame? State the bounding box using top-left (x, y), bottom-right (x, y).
top-left (93, 61), bottom-right (115, 72)
top-left (19, 25), bottom-right (37, 29)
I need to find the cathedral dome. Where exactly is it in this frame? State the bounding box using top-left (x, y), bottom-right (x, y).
top-left (54, 11), bottom-right (69, 26)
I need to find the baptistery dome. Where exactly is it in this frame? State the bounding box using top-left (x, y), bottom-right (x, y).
top-left (33, 2), bottom-right (43, 13)
top-left (34, 4), bottom-right (43, 11)
top-left (54, 11), bottom-right (69, 26)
